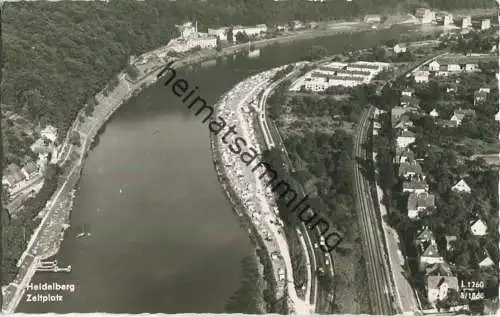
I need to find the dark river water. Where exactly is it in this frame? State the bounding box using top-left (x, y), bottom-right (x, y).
top-left (19, 25), bottom-right (418, 313)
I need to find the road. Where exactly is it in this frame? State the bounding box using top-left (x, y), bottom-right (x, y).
top-left (369, 52), bottom-right (451, 315)
top-left (256, 68), bottom-right (318, 310)
top-left (256, 65), bottom-right (339, 313)
top-left (353, 106), bottom-right (394, 315)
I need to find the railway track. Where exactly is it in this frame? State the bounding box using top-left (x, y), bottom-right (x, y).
top-left (353, 106), bottom-right (394, 315)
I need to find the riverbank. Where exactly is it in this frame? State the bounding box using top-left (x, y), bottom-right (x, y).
top-left (3, 18), bottom-right (427, 313)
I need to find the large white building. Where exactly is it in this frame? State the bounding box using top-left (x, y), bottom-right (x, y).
top-left (415, 8), bottom-right (435, 24)
top-left (481, 19), bottom-right (491, 30)
top-left (232, 24), bottom-right (268, 42)
top-left (208, 27), bottom-right (229, 40)
top-left (462, 16), bottom-right (472, 29)
top-left (289, 61), bottom-right (390, 92)
top-left (167, 21), bottom-right (218, 53)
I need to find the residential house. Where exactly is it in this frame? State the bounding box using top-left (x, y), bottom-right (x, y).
top-left (429, 109), bottom-right (439, 118)
top-left (207, 27), bottom-right (229, 40)
top-left (479, 87), bottom-right (491, 94)
top-left (428, 61), bottom-right (440, 72)
top-left (364, 15), bottom-right (381, 23)
top-left (399, 160), bottom-right (423, 178)
top-left (414, 70), bottom-right (429, 83)
top-left (447, 63), bottom-right (461, 72)
top-left (479, 250), bottom-right (495, 267)
top-left (416, 226), bottom-right (434, 246)
top-left (37, 153), bottom-right (49, 172)
top-left (407, 192), bottom-right (435, 219)
top-left (398, 148), bottom-right (416, 163)
top-left (436, 65), bottom-right (449, 77)
top-left (481, 19), bottom-right (491, 30)
top-left (443, 14), bottom-right (454, 26)
top-left (425, 262), bottom-right (453, 276)
top-left (400, 95), bottom-right (413, 107)
top-left (394, 44), bottom-right (407, 54)
top-left (40, 125), bottom-right (58, 143)
top-left (446, 86), bottom-right (457, 94)
top-left (445, 235), bottom-right (457, 251)
top-left (374, 107), bottom-right (386, 118)
top-left (415, 8), bottom-right (435, 24)
top-left (396, 129), bottom-right (416, 148)
top-left (403, 179), bottom-right (429, 194)
top-left (470, 219), bottom-right (488, 236)
top-left (427, 275), bottom-right (459, 307)
top-left (30, 138), bottom-right (52, 154)
top-left (21, 161), bottom-right (39, 179)
top-left (462, 16), bottom-right (472, 29)
top-left (474, 90), bottom-right (489, 106)
top-left (401, 88), bottom-right (415, 97)
top-left (451, 179), bottom-right (471, 193)
top-left (450, 109), bottom-right (475, 126)
top-left (2, 164), bottom-right (25, 188)
top-left (464, 63), bottom-right (478, 72)
top-left (394, 115), bottom-right (414, 130)
top-left (420, 241), bottom-right (444, 269)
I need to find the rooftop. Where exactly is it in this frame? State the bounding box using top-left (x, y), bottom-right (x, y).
top-left (427, 275), bottom-right (459, 290)
top-left (407, 192), bottom-right (435, 210)
top-left (403, 180), bottom-right (428, 190)
top-left (399, 161), bottom-right (423, 176)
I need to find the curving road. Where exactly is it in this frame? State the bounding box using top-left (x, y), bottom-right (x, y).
top-left (257, 65), bottom-right (337, 313)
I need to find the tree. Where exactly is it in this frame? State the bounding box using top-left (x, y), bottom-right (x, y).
top-left (226, 27), bottom-right (234, 43)
top-left (372, 46), bottom-right (386, 61)
top-left (235, 31), bottom-right (250, 44)
top-left (125, 64), bottom-right (140, 80)
top-left (69, 131), bottom-right (81, 146)
top-left (216, 37), bottom-right (223, 52)
top-left (308, 45), bottom-right (328, 61)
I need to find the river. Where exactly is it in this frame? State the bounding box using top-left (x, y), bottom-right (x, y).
top-left (18, 25), bottom-right (420, 313)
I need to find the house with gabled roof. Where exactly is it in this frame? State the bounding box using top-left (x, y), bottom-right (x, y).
top-left (400, 94), bottom-right (413, 107)
top-left (407, 192), bottom-right (435, 219)
top-left (414, 70), bottom-right (429, 83)
top-left (2, 164), bottom-right (25, 188)
top-left (40, 125), bottom-right (58, 143)
top-left (401, 88), bottom-right (414, 97)
top-left (474, 90), bottom-right (489, 106)
top-left (479, 250), bottom-right (495, 267)
top-left (429, 109), bottom-right (439, 118)
top-left (416, 226), bottom-right (434, 245)
top-left (394, 44), bottom-right (407, 54)
top-left (21, 161), bottom-right (39, 179)
top-left (425, 262), bottom-right (452, 276)
top-left (419, 241), bottom-right (444, 270)
top-left (396, 129), bottom-right (416, 149)
top-left (398, 148), bottom-right (415, 164)
top-left (403, 179), bottom-right (429, 194)
top-left (428, 60), bottom-right (440, 72)
top-left (399, 160), bottom-right (423, 178)
top-left (445, 235), bottom-right (457, 251)
top-left (451, 179), bottom-right (471, 193)
top-left (427, 275), bottom-right (459, 307)
top-left (30, 138), bottom-right (52, 154)
top-left (470, 218), bottom-right (487, 236)
top-left (394, 115), bottom-right (414, 130)
top-left (450, 109), bottom-right (475, 126)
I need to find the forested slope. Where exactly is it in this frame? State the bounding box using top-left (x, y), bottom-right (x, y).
top-left (1, 0), bottom-right (496, 138)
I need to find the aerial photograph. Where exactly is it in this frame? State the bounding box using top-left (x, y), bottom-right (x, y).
top-left (1, 0), bottom-right (498, 315)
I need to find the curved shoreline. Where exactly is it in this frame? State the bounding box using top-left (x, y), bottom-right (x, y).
top-left (5, 21), bottom-right (412, 313)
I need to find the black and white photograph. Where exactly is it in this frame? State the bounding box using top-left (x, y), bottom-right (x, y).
top-left (1, 0), bottom-right (499, 315)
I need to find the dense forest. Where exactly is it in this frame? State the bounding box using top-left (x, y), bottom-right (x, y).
top-left (1, 0), bottom-right (497, 140)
